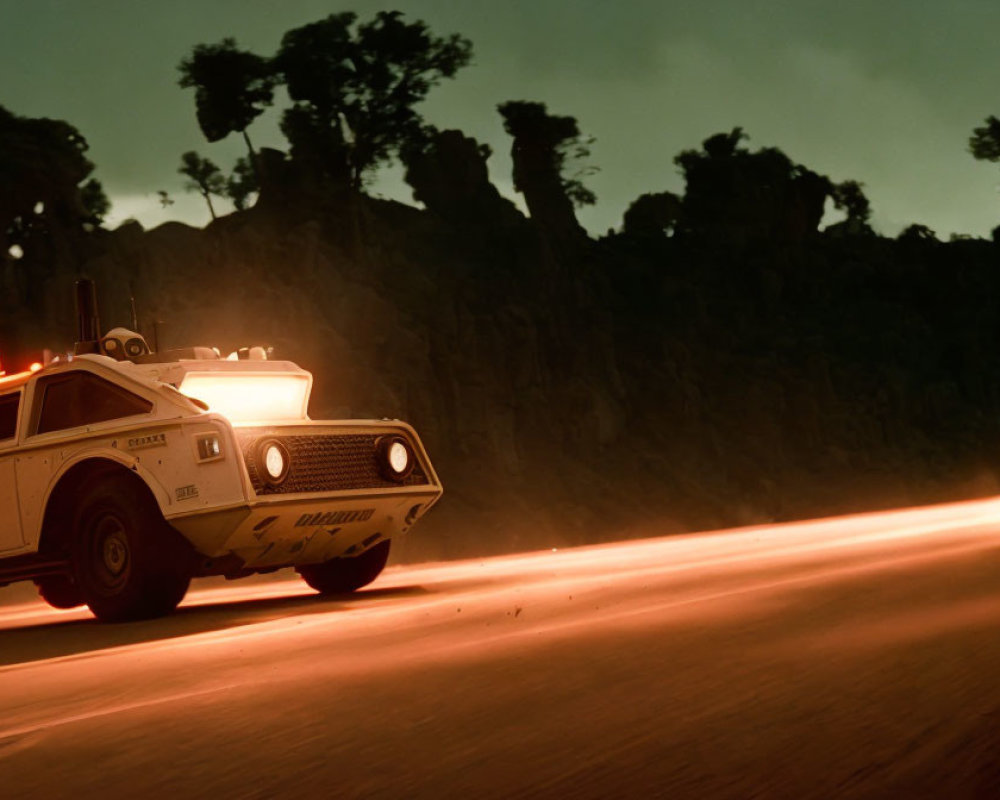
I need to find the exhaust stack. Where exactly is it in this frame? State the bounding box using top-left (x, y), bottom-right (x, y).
top-left (74, 278), bottom-right (102, 354)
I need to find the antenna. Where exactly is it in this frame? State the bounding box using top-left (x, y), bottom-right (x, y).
top-left (129, 285), bottom-right (139, 332)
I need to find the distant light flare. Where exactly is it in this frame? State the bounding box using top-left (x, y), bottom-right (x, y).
top-left (0, 357), bottom-right (43, 383)
top-left (0, 368), bottom-right (36, 387)
top-left (177, 373), bottom-right (310, 424)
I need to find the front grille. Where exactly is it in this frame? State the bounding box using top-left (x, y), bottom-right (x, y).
top-left (237, 430), bottom-right (430, 495)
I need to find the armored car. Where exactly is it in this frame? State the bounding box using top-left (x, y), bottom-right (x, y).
top-left (0, 281), bottom-right (442, 621)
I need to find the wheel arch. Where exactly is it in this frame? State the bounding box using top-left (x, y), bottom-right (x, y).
top-left (36, 457), bottom-right (166, 557)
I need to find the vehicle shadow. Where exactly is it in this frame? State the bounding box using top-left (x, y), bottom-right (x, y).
top-left (0, 584), bottom-right (430, 669)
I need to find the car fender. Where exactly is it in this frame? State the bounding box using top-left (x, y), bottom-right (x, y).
top-left (27, 446), bottom-right (173, 550)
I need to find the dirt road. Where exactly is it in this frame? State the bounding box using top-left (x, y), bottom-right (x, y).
top-left (3, 498), bottom-right (1000, 798)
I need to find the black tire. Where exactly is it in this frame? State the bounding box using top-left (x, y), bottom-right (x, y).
top-left (35, 575), bottom-right (84, 609)
top-left (71, 473), bottom-right (191, 622)
top-left (298, 540), bottom-right (391, 594)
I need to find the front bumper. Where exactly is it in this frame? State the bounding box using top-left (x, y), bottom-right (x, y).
top-left (172, 484), bottom-right (442, 569)
top-left (170, 420), bottom-right (443, 569)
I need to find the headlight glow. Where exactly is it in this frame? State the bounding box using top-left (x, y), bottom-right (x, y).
top-left (377, 435), bottom-right (415, 482)
top-left (388, 441), bottom-right (409, 474)
top-left (259, 440), bottom-right (290, 484)
top-left (265, 445), bottom-right (284, 479)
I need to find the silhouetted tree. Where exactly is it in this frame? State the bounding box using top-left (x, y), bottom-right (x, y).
top-left (0, 104), bottom-right (99, 279)
top-left (674, 128), bottom-right (831, 243)
top-left (273, 11), bottom-right (472, 192)
top-left (622, 191), bottom-right (681, 237)
top-left (970, 116), bottom-right (1000, 225)
top-left (177, 38), bottom-right (275, 160)
top-left (79, 178), bottom-right (110, 225)
top-left (178, 151), bottom-right (225, 219)
top-left (497, 101), bottom-right (595, 246)
top-left (970, 116), bottom-right (1000, 161)
top-left (828, 180), bottom-right (873, 236)
top-left (278, 104), bottom-right (351, 190)
top-left (897, 223), bottom-right (936, 243)
top-left (157, 190), bottom-right (174, 208)
top-left (225, 156), bottom-right (258, 211)
top-left (401, 126), bottom-right (524, 228)
top-left (700, 127), bottom-right (747, 160)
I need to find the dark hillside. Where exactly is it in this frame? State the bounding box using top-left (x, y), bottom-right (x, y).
top-left (5, 146), bottom-right (1000, 560)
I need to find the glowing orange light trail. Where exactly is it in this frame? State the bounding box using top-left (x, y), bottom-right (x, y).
top-left (0, 369), bottom-right (35, 387)
top-left (391, 493), bottom-right (1000, 590)
top-left (3, 493), bottom-right (1000, 641)
top-left (2, 491), bottom-right (1000, 799)
top-left (0, 357), bottom-right (44, 387)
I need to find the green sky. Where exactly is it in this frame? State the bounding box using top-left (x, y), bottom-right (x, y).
top-left (3, 0), bottom-right (1000, 237)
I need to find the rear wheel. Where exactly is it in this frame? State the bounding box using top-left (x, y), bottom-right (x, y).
top-left (72, 474), bottom-right (191, 622)
top-left (298, 540), bottom-right (391, 594)
top-left (35, 575), bottom-right (84, 609)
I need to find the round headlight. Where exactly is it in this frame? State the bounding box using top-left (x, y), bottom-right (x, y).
top-left (259, 440), bottom-right (289, 484)
top-left (388, 441), bottom-right (409, 474)
top-left (377, 436), bottom-right (414, 481)
top-left (265, 445), bottom-right (284, 478)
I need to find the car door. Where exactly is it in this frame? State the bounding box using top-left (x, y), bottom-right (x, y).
top-left (0, 390), bottom-right (23, 551)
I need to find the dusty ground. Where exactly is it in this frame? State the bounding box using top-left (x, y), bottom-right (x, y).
top-left (2, 498), bottom-right (1000, 798)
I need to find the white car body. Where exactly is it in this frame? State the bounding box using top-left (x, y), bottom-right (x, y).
top-left (0, 352), bottom-right (442, 588)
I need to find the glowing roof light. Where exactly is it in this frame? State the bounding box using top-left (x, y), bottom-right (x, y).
top-left (178, 372), bottom-right (310, 423)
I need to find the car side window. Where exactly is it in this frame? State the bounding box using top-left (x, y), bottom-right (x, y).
top-left (35, 372), bottom-right (153, 434)
top-left (0, 392), bottom-right (19, 440)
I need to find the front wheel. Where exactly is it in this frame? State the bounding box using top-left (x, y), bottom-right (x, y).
top-left (297, 540), bottom-right (391, 594)
top-left (35, 575), bottom-right (84, 609)
top-left (72, 474), bottom-right (191, 622)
